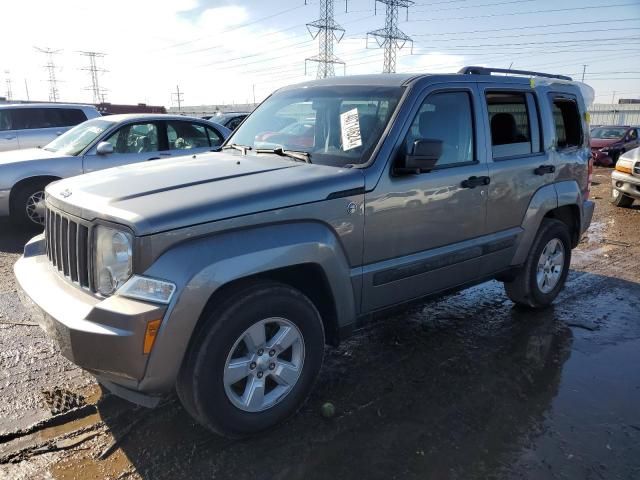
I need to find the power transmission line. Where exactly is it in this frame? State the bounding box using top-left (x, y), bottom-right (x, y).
top-left (4, 71), bottom-right (13, 101)
top-left (305, 0), bottom-right (348, 78)
top-left (172, 85), bottom-right (184, 111)
top-left (79, 51), bottom-right (108, 103)
top-left (34, 46), bottom-right (62, 102)
top-left (367, 1), bottom-right (414, 73)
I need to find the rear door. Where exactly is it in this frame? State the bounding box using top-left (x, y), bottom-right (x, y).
top-left (0, 108), bottom-right (19, 151)
top-left (480, 86), bottom-right (553, 268)
top-left (82, 121), bottom-right (165, 172)
top-left (165, 120), bottom-right (224, 157)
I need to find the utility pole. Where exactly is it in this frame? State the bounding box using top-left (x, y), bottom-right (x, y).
top-left (367, 0), bottom-right (414, 74)
top-left (581, 64), bottom-right (587, 82)
top-left (172, 85), bottom-right (184, 111)
top-left (305, 0), bottom-right (348, 78)
top-left (35, 47), bottom-right (62, 102)
top-left (79, 51), bottom-right (108, 104)
top-left (252, 84), bottom-right (256, 105)
top-left (4, 71), bottom-right (13, 101)
top-left (24, 79), bottom-right (30, 101)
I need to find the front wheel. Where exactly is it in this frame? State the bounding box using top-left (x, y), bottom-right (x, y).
top-left (504, 219), bottom-right (571, 309)
top-left (10, 181), bottom-right (50, 228)
top-left (177, 281), bottom-right (325, 438)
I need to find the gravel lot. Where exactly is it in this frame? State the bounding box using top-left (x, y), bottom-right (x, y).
top-left (0, 166), bottom-right (639, 480)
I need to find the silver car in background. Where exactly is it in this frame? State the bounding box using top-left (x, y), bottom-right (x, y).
top-left (0, 103), bottom-right (100, 152)
top-left (0, 114), bottom-right (231, 226)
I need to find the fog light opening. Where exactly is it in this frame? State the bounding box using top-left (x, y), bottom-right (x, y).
top-left (143, 319), bottom-right (162, 355)
top-left (616, 181), bottom-right (623, 188)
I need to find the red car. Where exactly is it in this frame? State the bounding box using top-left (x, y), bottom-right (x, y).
top-left (255, 121), bottom-right (315, 150)
top-left (590, 125), bottom-right (639, 166)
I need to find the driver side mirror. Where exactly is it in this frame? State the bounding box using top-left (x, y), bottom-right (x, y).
top-left (96, 141), bottom-right (114, 155)
top-left (395, 139), bottom-right (442, 175)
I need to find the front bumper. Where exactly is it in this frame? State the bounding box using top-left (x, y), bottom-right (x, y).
top-left (611, 170), bottom-right (640, 200)
top-left (0, 188), bottom-right (10, 217)
top-left (14, 235), bottom-right (167, 391)
top-left (591, 149), bottom-right (615, 166)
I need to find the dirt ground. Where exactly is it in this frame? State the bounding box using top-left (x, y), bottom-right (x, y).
top-left (0, 166), bottom-right (639, 480)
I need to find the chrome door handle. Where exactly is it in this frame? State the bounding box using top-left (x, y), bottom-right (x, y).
top-left (3, 136), bottom-right (16, 140)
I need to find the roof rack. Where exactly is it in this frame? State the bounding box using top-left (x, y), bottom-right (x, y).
top-left (458, 66), bottom-right (572, 81)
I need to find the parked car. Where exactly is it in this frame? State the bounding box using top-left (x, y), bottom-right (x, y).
top-left (0, 103), bottom-right (100, 152)
top-left (0, 114), bottom-right (230, 226)
top-left (203, 112), bottom-right (250, 131)
top-left (254, 120), bottom-right (315, 149)
top-left (16, 67), bottom-right (593, 437)
top-left (611, 148), bottom-right (640, 207)
top-left (590, 125), bottom-right (639, 166)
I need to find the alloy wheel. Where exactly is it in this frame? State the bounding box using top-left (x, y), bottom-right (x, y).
top-left (536, 238), bottom-right (565, 294)
top-left (223, 317), bottom-right (305, 412)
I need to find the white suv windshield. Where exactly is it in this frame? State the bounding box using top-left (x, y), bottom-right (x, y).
top-left (44, 118), bottom-right (114, 156)
top-left (228, 85), bottom-right (403, 166)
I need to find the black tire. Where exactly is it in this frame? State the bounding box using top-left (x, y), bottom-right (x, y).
top-left (176, 281), bottom-right (325, 438)
top-left (504, 219), bottom-right (572, 309)
top-left (611, 188), bottom-right (634, 208)
top-left (10, 180), bottom-right (50, 229)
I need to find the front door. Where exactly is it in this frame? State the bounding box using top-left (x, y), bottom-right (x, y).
top-left (82, 121), bottom-right (166, 173)
top-left (0, 109), bottom-right (19, 151)
top-left (361, 86), bottom-right (490, 312)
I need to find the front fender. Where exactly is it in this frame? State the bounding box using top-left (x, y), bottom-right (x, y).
top-left (139, 221), bottom-right (356, 392)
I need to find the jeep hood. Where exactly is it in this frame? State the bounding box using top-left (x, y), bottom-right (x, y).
top-left (590, 138), bottom-right (620, 149)
top-left (46, 152), bottom-right (365, 235)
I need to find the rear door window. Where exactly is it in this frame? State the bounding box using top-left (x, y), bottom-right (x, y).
top-left (0, 109), bottom-right (14, 131)
top-left (167, 121), bottom-right (211, 150)
top-left (59, 109), bottom-right (88, 126)
top-left (550, 95), bottom-right (582, 149)
top-left (486, 92), bottom-right (540, 159)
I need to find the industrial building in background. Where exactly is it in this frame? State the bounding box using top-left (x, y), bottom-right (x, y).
top-left (305, 0), bottom-right (347, 78)
top-left (367, 0), bottom-right (414, 73)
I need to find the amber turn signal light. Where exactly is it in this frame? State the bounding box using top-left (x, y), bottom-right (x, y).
top-left (143, 319), bottom-right (162, 354)
top-left (615, 164), bottom-right (633, 174)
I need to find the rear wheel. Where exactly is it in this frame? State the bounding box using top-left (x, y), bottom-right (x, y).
top-left (611, 188), bottom-right (634, 208)
top-left (504, 219), bottom-right (571, 309)
top-left (10, 180), bottom-right (51, 229)
top-left (177, 281), bottom-right (325, 438)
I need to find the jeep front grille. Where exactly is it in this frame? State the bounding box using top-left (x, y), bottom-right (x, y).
top-left (45, 207), bottom-right (92, 290)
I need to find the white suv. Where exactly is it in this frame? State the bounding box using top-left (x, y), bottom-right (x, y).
top-left (0, 103), bottom-right (100, 152)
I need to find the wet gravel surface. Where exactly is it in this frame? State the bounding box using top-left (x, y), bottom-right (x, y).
top-left (0, 167), bottom-right (639, 479)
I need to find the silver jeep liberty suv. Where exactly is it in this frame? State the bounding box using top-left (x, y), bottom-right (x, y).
top-left (16, 67), bottom-right (594, 437)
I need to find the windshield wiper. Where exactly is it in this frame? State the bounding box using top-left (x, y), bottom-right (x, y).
top-left (255, 147), bottom-right (312, 164)
top-left (222, 143), bottom-right (253, 154)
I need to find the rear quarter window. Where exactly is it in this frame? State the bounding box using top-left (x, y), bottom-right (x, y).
top-left (549, 95), bottom-right (582, 149)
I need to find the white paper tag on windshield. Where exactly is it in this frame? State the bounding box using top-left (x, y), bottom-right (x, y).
top-left (340, 108), bottom-right (362, 151)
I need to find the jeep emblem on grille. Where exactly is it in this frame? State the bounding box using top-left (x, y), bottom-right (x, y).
top-left (60, 189), bottom-right (72, 198)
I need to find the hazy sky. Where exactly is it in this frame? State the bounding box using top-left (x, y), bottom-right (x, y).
top-left (1, 0), bottom-right (639, 107)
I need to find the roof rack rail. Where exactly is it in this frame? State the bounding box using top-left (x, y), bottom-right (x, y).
top-left (458, 66), bottom-right (572, 81)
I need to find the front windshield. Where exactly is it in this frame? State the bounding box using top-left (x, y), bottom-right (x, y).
top-left (591, 127), bottom-right (627, 139)
top-left (228, 85), bottom-right (403, 166)
top-left (45, 118), bottom-right (114, 156)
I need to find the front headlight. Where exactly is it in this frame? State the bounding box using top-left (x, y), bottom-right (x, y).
top-left (94, 225), bottom-right (133, 296)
